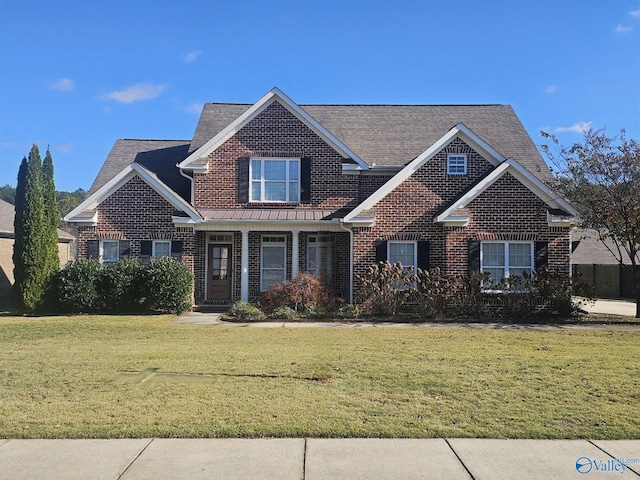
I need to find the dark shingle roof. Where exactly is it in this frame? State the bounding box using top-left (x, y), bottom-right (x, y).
top-left (190, 103), bottom-right (551, 180)
top-left (571, 228), bottom-right (633, 265)
top-left (88, 140), bottom-right (191, 200)
top-left (0, 199), bottom-right (75, 241)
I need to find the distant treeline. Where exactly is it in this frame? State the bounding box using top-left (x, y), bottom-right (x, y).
top-left (1, 184), bottom-right (86, 219)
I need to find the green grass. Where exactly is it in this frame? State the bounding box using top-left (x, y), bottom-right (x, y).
top-left (0, 315), bottom-right (638, 439)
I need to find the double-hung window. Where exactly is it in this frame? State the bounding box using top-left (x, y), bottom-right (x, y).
top-left (251, 158), bottom-right (300, 202)
top-left (100, 240), bottom-right (119, 263)
top-left (481, 242), bottom-right (533, 287)
top-left (447, 154), bottom-right (467, 175)
top-left (153, 240), bottom-right (171, 258)
top-left (388, 241), bottom-right (417, 289)
top-left (261, 236), bottom-right (286, 291)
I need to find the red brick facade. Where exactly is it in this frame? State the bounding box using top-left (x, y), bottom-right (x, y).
top-left (73, 98), bottom-right (572, 308)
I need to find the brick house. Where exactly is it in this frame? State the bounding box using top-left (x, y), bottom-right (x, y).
top-left (65, 88), bottom-right (577, 307)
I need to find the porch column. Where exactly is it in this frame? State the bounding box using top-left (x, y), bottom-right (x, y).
top-left (291, 230), bottom-right (300, 279)
top-left (241, 229), bottom-right (249, 302)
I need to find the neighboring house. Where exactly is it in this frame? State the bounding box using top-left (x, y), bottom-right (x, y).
top-left (571, 228), bottom-right (636, 299)
top-left (65, 87), bottom-right (577, 307)
top-left (0, 199), bottom-right (75, 296)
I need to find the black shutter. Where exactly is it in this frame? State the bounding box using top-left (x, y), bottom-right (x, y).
top-left (300, 157), bottom-right (312, 203)
top-left (140, 240), bottom-right (152, 256)
top-left (238, 157), bottom-right (250, 203)
top-left (171, 240), bottom-right (183, 261)
top-left (119, 240), bottom-right (130, 258)
top-left (375, 240), bottom-right (387, 263)
top-left (86, 239), bottom-right (99, 259)
top-left (468, 240), bottom-right (480, 273)
top-left (535, 241), bottom-right (549, 271)
top-left (417, 241), bottom-right (430, 271)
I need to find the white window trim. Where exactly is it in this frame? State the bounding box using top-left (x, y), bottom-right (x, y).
top-left (480, 241), bottom-right (534, 291)
top-left (387, 241), bottom-right (417, 269)
top-left (388, 240), bottom-right (417, 290)
top-left (447, 154), bottom-right (467, 175)
top-left (100, 239), bottom-right (119, 263)
top-left (250, 157), bottom-right (300, 203)
top-left (152, 240), bottom-right (171, 258)
top-left (260, 235), bottom-right (287, 291)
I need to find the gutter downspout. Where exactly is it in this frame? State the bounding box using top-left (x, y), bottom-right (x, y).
top-left (178, 165), bottom-right (195, 205)
top-left (339, 220), bottom-right (354, 304)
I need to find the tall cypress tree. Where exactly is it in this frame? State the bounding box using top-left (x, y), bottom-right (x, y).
top-left (13, 145), bottom-right (46, 311)
top-left (12, 158), bottom-right (28, 307)
top-left (42, 149), bottom-right (60, 285)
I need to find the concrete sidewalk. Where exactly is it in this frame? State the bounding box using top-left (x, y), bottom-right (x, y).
top-left (1, 438), bottom-right (638, 479)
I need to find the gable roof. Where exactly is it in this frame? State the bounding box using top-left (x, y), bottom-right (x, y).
top-left (342, 122), bottom-right (576, 226)
top-left (190, 99), bottom-right (551, 180)
top-left (88, 139), bottom-right (191, 201)
top-left (0, 199), bottom-right (75, 241)
top-left (434, 158), bottom-right (578, 226)
top-left (65, 163), bottom-right (201, 224)
top-left (180, 88), bottom-right (367, 170)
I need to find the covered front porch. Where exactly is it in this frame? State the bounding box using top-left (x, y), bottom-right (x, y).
top-left (192, 209), bottom-right (352, 306)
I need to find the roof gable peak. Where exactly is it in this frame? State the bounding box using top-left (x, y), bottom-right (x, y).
top-left (344, 124), bottom-right (505, 222)
top-left (180, 87), bottom-right (367, 171)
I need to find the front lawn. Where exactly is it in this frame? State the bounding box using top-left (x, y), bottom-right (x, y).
top-left (0, 315), bottom-right (638, 439)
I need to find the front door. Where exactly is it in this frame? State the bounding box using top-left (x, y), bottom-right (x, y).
top-left (207, 244), bottom-right (232, 301)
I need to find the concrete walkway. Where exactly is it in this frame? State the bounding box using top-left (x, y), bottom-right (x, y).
top-left (581, 298), bottom-right (637, 317)
top-left (173, 312), bottom-right (640, 329)
top-left (0, 438), bottom-right (638, 479)
top-left (175, 298), bottom-right (638, 327)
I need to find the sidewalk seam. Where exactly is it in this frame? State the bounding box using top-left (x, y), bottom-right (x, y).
top-left (588, 440), bottom-right (640, 477)
top-left (444, 438), bottom-right (476, 480)
top-left (302, 438), bottom-right (307, 480)
top-left (117, 438), bottom-right (154, 480)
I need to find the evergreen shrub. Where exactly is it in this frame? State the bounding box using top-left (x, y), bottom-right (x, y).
top-left (229, 301), bottom-right (266, 321)
top-left (56, 259), bottom-right (102, 313)
top-left (54, 257), bottom-right (193, 315)
top-left (144, 257), bottom-right (193, 315)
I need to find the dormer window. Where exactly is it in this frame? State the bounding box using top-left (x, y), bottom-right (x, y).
top-left (447, 154), bottom-right (467, 175)
top-left (250, 158), bottom-right (300, 202)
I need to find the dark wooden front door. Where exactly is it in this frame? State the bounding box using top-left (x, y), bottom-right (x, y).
top-left (207, 244), bottom-right (232, 301)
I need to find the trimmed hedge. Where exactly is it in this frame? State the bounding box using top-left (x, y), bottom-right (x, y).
top-left (55, 257), bottom-right (193, 315)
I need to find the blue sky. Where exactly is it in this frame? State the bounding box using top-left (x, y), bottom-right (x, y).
top-left (1, 0), bottom-right (639, 191)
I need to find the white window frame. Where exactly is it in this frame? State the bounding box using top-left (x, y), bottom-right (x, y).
top-left (250, 158), bottom-right (300, 203)
top-left (307, 235), bottom-right (333, 283)
top-left (480, 241), bottom-right (534, 290)
top-left (152, 240), bottom-right (171, 258)
top-left (388, 241), bottom-right (417, 289)
top-left (261, 236), bottom-right (287, 291)
top-left (100, 240), bottom-right (119, 263)
top-left (447, 154), bottom-right (467, 175)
